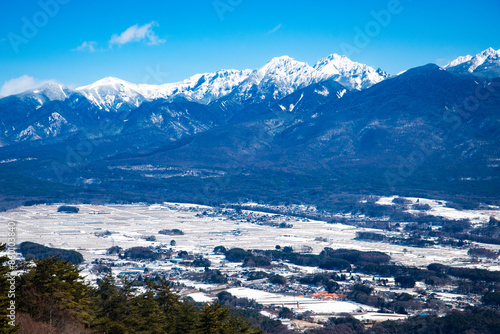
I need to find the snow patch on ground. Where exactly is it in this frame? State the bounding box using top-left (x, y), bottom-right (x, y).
top-left (376, 196), bottom-right (500, 224)
top-left (314, 86), bottom-right (329, 96)
top-left (187, 292), bottom-right (215, 303)
top-left (227, 287), bottom-right (374, 314)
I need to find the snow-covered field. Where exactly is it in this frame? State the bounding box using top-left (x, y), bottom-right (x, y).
top-left (376, 196), bottom-right (500, 225)
top-left (187, 292), bottom-right (216, 303)
top-left (226, 287), bottom-right (375, 314)
top-left (0, 202), bottom-right (497, 269)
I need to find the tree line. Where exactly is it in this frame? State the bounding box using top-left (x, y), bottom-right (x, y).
top-left (0, 253), bottom-right (262, 333)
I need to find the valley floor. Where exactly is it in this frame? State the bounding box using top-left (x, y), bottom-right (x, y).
top-left (2, 201), bottom-right (499, 329)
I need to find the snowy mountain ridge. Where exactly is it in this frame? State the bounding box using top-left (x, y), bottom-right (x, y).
top-left (444, 47), bottom-right (500, 78)
top-left (76, 69), bottom-right (254, 111)
top-left (314, 53), bottom-right (389, 90)
top-left (15, 82), bottom-right (74, 110)
top-left (73, 53), bottom-right (388, 110)
top-left (443, 55), bottom-right (473, 69)
top-left (8, 48), bottom-right (500, 113)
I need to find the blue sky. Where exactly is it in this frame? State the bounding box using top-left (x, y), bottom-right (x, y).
top-left (1, 0), bottom-right (499, 96)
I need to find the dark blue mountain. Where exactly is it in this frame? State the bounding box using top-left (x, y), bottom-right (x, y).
top-left (0, 62), bottom-right (498, 209)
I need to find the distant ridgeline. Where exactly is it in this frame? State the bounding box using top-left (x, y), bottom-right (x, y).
top-left (18, 241), bottom-right (84, 264)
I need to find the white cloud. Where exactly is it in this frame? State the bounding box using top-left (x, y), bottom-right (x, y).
top-left (73, 41), bottom-right (97, 52)
top-left (0, 75), bottom-right (59, 98)
top-left (0, 75), bottom-right (47, 97)
top-left (109, 22), bottom-right (166, 46)
top-left (267, 24), bottom-right (283, 34)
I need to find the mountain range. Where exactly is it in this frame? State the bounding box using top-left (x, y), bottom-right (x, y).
top-left (444, 47), bottom-right (500, 78)
top-left (0, 48), bottom-right (499, 209)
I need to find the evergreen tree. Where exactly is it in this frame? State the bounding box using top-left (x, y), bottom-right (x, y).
top-left (168, 298), bottom-right (198, 334)
top-left (197, 301), bottom-right (262, 334)
top-left (225, 315), bottom-right (263, 334)
top-left (11, 257), bottom-right (263, 333)
top-left (124, 280), bottom-right (166, 333)
top-left (89, 275), bottom-right (130, 333)
top-left (198, 301), bottom-right (231, 334)
top-left (17, 257), bottom-right (90, 328)
top-left (154, 279), bottom-right (201, 333)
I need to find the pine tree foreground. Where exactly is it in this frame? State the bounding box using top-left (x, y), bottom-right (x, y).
top-left (2, 254), bottom-right (262, 333)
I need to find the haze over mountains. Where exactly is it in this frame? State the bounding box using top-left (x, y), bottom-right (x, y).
top-left (0, 48), bottom-right (499, 208)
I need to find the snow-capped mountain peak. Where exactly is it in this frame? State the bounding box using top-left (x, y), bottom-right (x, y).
top-left (314, 53), bottom-right (389, 90)
top-left (76, 70), bottom-right (253, 110)
top-left (314, 53), bottom-right (352, 76)
top-left (261, 55), bottom-right (306, 69)
top-left (444, 47), bottom-right (500, 77)
top-left (481, 47), bottom-right (498, 57)
top-left (63, 53), bottom-right (391, 110)
top-left (257, 56), bottom-right (317, 86)
top-left (77, 76), bottom-right (157, 93)
top-left (227, 56), bottom-right (320, 103)
top-left (164, 69), bottom-right (252, 103)
top-left (29, 82), bottom-right (70, 101)
top-left (15, 82), bottom-right (73, 110)
top-left (257, 56), bottom-right (315, 78)
top-left (85, 76), bottom-right (129, 87)
top-left (77, 77), bottom-right (155, 111)
top-left (443, 55), bottom-right (473, 69)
